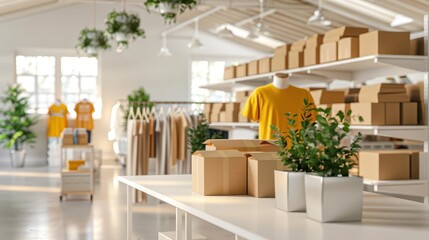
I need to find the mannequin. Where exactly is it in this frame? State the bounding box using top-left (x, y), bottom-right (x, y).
top-left (75, 99), bottom-right (95, 143)
top-left (272, 73), bottom-right (290, 89)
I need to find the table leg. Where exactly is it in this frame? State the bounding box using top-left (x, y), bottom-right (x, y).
top-left (127, 185), bottom-right (133, 240)
top-left (176, 208), bottom-right (192, 240)
top-left (235, 235), bottom-right (245, 240)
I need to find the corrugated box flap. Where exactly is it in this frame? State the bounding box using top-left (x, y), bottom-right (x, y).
top-left (193, 150), bottom-right (244, 158)
top-left (247, 152), bottom-right (279, 161)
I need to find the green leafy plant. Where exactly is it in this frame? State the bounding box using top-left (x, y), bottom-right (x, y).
top-left (123, 87), bottom-right (153, 130)
top-left (144, 0), bottom-right (197, 24)
top-left (105, 10), bottom-right (145, 48)
top-left (307, 106), bottom-right (363, 177)
top-left (271, 98), bottom-right (316, 172)
top-left (187, 113), bottom-right (223, 154)
top-left (0, 84), bottom-right (37, 151)
top-left (76, 28), bottom-right (110, 57)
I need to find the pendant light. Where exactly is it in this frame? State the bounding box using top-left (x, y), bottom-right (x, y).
top-left (307, 0), bottom-right (331, 26)
top-left (159, 34), bottom-right (172, 57)
top-left (247, 0), bottom-right (271, 39)
top-left (188, 20), bottom-right (203, 49)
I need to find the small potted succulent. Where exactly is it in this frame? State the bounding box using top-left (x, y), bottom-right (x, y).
top-left (304, 106), bottom-right (363, 222)
top-left (0, 84), bottom-right (37, 167)
top-left (144, 0), bottom-right (197, 24)
top-left (271, 98), bottom-right (315, 212)
top-left (105, 10), bottom-right (145, 52)
top-left (76, 28), bottom-right (110, 57)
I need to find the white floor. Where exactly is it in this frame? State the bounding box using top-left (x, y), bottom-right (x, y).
top-left (0, 164), bottom-right (235, 240)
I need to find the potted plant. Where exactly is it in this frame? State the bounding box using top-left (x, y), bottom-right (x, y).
top-left (187, 113), bottom-right (222, 154)
top-left (0, 84), bottom-right (37, 168)
top-left (304, 106), bottom-right (363, 222)
top-left (271, 99), bottom-right (316, 212)
top-left (76, 28), bottom-right (110, 57)
top-left (105, 10), bottom-right (145, 51)
top-left (144, 0), bottom-right (197, 24)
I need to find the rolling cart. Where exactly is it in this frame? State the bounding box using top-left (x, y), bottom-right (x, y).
top-left (60, 144), bottom-right (94, 201)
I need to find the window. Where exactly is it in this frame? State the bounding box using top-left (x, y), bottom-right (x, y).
top-left (190, 60), bottom-right (229, 103)
top-left (15, 54), bottom-right (101, 118)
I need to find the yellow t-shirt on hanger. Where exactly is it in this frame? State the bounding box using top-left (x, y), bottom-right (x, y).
top-left (47, 103), bottom-right (69, 137)
top-left (75, 100), bottom-right (95, 130)
top-left (241, 84), bottom-right (315, 141)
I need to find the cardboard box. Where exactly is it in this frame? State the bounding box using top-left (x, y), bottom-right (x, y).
top-left (359, 151), bottom-right (410, 180)
top-left (304, 46), bottom-right (320, 66)
top-left (271, 55), bottom-right (287, 71)
top-left (410, 38), bottom-right (424, 55)
top-left (192, 150), bottom-right (247, 195)
top-left (67, 160), bottom-right (85, 171)
top-left (258, 58), bottom-right (272, 74)
top-left (210, 112), bottom-right (220, 122)
top-left (77, 132), bottom-right (88, 145)
top-left (310, 90), bottom-right (345, 105)
top-left (338, 37), bottom-right (359, 60)
top-left (62, 134), bottom-right (74, 145)
top-left (290, 39), bottom-right (306, 51)
top-left (223, 66), bottom-right (236, 80)
top-left (236, 64), bottom-right (248, 77)
top-left (401, 102), bottom-right (418, 125)
top-left (323, 26), bottom-right (369, 43)
top-left (204, 103), bottom-right (212, 113)
top-left (359, 31), bottom-right (410, 57)
top-left (405, 82), bottom-right (425, 125)
top-left (385, 103), bottom-right (400, 125)
top-left (350, 103), bottom-right (385, 125)
top-left (320, 42), bottom-right (337, 63)
top-left (274, 44), bottom-right (291, 57)
top-left (306, 34), bottom-right (323, 48)
top-left (204, 139), bottom-right (279, 152)
top-left (288, 51), bottom-right (303, 69)
top-left (219, 111), bottom-right (239, 122)
top-left (236, 91), bottom-right (249, 102)
top-left (409, 151), bottom-right (420, 179)
top-left (247, 152), bottom-right (287, 198)
top-left (331, 103), bottom-right (351, 120)
top-left (225, 102), bottom-right (240, 112)
top-left (359, 83), bottom-right (409, 103)
top-left (248, 60), bottom-right (259, 75)
top-left (212, 103), bottom-right (225, 113)
top-left (238, 113), bottom-right (249, 123)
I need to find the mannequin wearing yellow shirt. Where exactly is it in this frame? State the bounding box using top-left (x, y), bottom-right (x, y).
top-left (75, 99), bottom-right (95, 143)
top-left (241, 73), bottom-right (315, 141)
top-left (47, 100), bottom-right (69, 138)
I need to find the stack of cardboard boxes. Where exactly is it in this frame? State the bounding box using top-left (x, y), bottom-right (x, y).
top-left (310, 89), bottom-right (345, 114)
top-left (350, 83), bottom-right (417, 125)
top-left (192, 139), bottom-right (287, 198)
top-left (60, 128), bottom-right (88, 145)
top-left (222, 26), bottom-right (415, 81)
top-left (320, 26), bottom-right (369, 63)
top-left (219, 103), bottom-right (240, 122)
top-left (205, 91), bottom-right (252, 123)
top-left (209, 103), bottom-right (225, 122)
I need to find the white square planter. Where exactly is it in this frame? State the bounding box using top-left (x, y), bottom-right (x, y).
top-left (305, 174), bottom-right (363, 222)
top-left (274, 171), bottom-right (306, 212)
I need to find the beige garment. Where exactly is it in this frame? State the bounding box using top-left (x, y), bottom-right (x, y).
top-left (177, 112), bottom-right (189, 162)
top-left (149, 117), bottom-right (155, 158)
top-left (170, 115), bottom-right (178, 167)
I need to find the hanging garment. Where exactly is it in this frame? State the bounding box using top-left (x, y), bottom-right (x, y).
top-left (170, 114), bottom-right (179, 168)
top-left (47, 103), bottom-right (69, 137)
top-left (241, 84), bottom-right (315, 141)
top-left (75, 100), bottom-right (95, 130)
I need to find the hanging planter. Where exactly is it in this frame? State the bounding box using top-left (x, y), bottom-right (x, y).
top-left (105, 10), bottom-right (145, 51)
top-left (144, 0), bottom-right (197, 24)
top-left (76, 28), bottom-right (110, 57)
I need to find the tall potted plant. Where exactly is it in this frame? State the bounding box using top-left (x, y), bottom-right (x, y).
top-left (0, 84), bottom-right (37, 168)
top-left (144, 0), bottom-right (197, 24)
top-left (271, 99), bottom-right (316, 212)
top-left (304, 106), bottom-right (363, 222)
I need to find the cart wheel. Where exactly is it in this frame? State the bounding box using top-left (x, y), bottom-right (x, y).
top-left (59, 196), bottom-right (63, 202)
top-left (90, 195), bottom-right (93, 202)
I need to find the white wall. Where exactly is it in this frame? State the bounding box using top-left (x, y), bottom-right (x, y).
top-left (0, 3), bottom-right (265, 166)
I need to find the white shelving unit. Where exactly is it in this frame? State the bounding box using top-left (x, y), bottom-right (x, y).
top-left (201, 30), bottom-right (429, 202)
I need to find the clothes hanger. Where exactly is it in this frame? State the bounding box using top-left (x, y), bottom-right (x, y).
top-left (128, 106), bottom-right (136, 120)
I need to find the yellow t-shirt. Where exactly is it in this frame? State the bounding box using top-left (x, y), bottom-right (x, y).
top-left (241, 84), bottom-right (315, 140)
top-left (75, 101), bottom-right (95, 130)
top-left (47, 103), bottom-right (69, 137)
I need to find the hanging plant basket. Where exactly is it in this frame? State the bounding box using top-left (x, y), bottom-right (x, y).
top-left (144, 0), bottom-right (197, 24)
top-left (76, 28), bottom-right (110, 57)
top-left (105, 10), bottom-right (145, 50)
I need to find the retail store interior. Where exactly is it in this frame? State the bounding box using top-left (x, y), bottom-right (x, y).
top-left (1, 0), bottom-right (429, 239)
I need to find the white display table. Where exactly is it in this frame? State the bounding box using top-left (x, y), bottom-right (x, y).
top-left (118, 175), bottom-right (429, 240)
